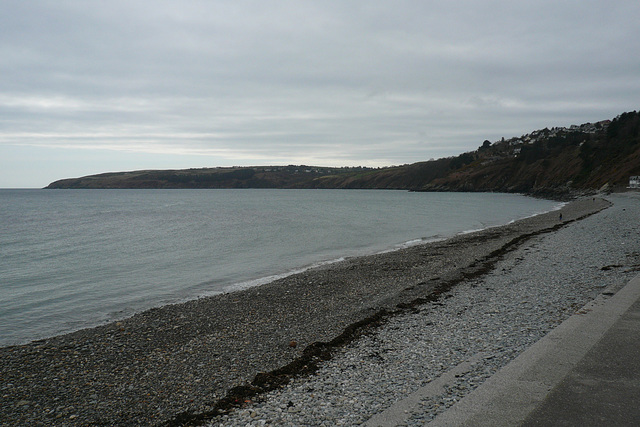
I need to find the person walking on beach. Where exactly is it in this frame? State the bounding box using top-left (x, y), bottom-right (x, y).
top-left (559, 213), bottom-right (563, 221)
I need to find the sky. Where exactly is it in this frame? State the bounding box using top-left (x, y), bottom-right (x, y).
top-left (1, 1), bottom-right (639, 188)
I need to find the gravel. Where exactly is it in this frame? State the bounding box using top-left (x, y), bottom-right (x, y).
top-left (1, 195), bottom-right (627, 426)
top-left (205, 193), bottom-right (640, 426)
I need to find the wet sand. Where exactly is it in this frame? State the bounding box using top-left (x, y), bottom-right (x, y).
top-left (0, 197), bottom-right (609, 426)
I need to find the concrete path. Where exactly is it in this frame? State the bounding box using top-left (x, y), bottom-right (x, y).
top-left (424, 273), bottom-right (640, 426)
top-left (364, 273), bottom-right (640, 426)
top-left (521, 286), bottom-right (640, 426)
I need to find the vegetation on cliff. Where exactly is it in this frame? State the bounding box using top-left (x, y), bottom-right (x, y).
top-left (46, 111), bottom-right (640, 195)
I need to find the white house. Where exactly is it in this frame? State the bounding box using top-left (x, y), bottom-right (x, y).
top-left (629, 176), bottom-right (640, 188)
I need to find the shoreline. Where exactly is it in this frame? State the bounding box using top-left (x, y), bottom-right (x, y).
top-left (0, 197), bottom-right (609, 426)
top-left (212, 201), bottom-right (565, 308)
top-left (1, 190), bottom-right (560, 349)
top-left (1, 192), bottom-right (562, 349)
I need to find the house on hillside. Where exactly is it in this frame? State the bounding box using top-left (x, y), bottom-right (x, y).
top-left (629, 176), bottom-right (640, 188)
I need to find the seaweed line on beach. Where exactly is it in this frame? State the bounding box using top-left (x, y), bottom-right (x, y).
top-left (165, 199), bottom-right (611, 427)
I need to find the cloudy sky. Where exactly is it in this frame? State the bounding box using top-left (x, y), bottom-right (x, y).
top-left (1, 0), bottom-right (639, 187)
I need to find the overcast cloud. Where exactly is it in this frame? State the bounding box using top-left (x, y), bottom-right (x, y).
top-left (1, 0), bottom-right (639, 187)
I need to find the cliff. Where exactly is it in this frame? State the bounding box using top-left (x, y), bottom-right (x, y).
top-left (46, 111), bottom-right (640, 195)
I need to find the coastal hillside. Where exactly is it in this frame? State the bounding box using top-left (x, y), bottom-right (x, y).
top-left (45, 165), bottom-right (375, 190)
top-left (46, 111), bottom-right (640, 195)
top-left (307, 110), bottom-right (640, 196)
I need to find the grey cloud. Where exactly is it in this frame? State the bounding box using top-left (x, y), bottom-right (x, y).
top-left (1, 0), bottom-right (639, 187)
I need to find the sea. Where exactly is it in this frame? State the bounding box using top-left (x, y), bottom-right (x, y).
top-left (0, 189), bottom-right (561, 347)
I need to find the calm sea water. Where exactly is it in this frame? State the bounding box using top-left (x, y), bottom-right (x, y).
top-left (0, 189), bottom-right (560, 346)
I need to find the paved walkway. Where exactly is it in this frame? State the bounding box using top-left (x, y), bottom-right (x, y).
top-left (368, 272), bottom-right (640, 426)
top-left (425, 273), bottom-right (640, 426)
top-left (522, 297), bottom-right (640, 426)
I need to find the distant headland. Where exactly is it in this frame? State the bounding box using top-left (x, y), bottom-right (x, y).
top-left (46, 111), bottom-right (640, 197)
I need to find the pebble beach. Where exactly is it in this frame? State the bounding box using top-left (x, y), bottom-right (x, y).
top-left (2, 194), bottom-right (638, 426)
